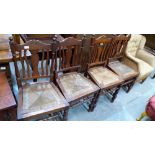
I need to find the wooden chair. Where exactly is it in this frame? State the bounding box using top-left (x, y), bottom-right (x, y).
top-left (85, 35), bottom-right (124, 102)
top-left (107, 35), bottom-right (139, 92)
top-left (9, 37), bottom-right (69, 121)
top-left (54, 37), bottom-right (100, 112)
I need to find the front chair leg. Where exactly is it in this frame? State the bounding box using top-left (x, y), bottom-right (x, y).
top-left (123, 79), bottom-right (136, 93)
top-left (88, 91), bottom-right (100, 112)
top-left (111, 86), bottom-right (121, 102)
top-left (127, 79), bottom-right (136, 93)
top-left (136, 112), bottom-right (147, 121)
top-left (63, 108), bottom-right (69, 121)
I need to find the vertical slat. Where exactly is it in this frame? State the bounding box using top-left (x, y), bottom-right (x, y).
top-left (66, 46), bottom-right (72, 68)
top-left (50, 52), bottom-right (55, 73)
top-left (104, 43), bottom-right (111, 61)
top-left (76, 45), bottom-right (80, 66)
top-left (80, 45), bottom-right (84, 69)
top-left (60, 47), bottom-right (63, 69)
top-left (46, 49), bottom-right (49, 75)
top-left (90, 44), bottom-right (95, 63)
top-left (62, 47), bottom-right (65, 68)
top-left (72, 45), bottom-right (77, 66)
top-left (81, 35), bottom-right (86, 71)
top-left (41, 49), bottom-right (44, 75)
top-left (100, 43), bottom-right (106, 61)
top-left (120, 40), bottom-right (128, 57)
top-left (116, 40), bottom-right (122, 57)
top-left (24, 49), bottom-right (30, 78)
top-left (96, 44), bottom-right (103, 62)
top-left (19, 50), bottom-right (25, 78)
top-left (90, 35), bottom-right (95, 62)
top-left (117, 40), bottom-right (123, 57)
top-left (31, 50), bottom-right (39, 77)
top-left (93, 45), bottom-right (98, 63)
top-left (55, 47), bottom-right (57, 72)
top-left (58, 48), bottom-right (61, 70)
top-left (52, 52), bottom-right (55, 72)
top-left (111, 41), bottom-right (117, 58)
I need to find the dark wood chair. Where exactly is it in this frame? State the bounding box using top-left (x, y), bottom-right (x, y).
top-left (9, 38), bottom-right (69, 121)
top-left (107, 34), bottom-right (139, 92)
top-left (54, 37), bottom-right (100, 112)
top-left (85, 35), bottom-right (124, 102)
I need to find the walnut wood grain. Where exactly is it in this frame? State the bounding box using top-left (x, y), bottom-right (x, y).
top-left (54, 37), bottom-right (100, 112)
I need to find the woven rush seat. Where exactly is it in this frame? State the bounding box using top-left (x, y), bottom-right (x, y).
top-left (18, 82), bottom-right (68, 120)
top-left (108, 61), bottom-right (138, 80)
top-left (57, 72), bottom-right (99, 102)
top-left (88, 66), bottom-right (123, 89)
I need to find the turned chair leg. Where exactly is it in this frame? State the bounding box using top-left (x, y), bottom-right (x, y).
top-left (123, 79), bottom-right (136, 93)
top-left (88, 91), bottom-right (100, 112)
top-left (137, 112), bottom-right (147, 121)
top-left (63, 109), bottom-right (69, 121)
top-left (111, 87), bottom-right (120, 102)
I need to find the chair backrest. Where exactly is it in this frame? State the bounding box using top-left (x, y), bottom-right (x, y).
top-left (89, 35), bottom-right (112, 65)
top-left (55, 37), bottom-right (82, 73)
top-left (9, 37), bottom-right (55, 88)
top-left (108, 34), bottom-right (130, 60)
top-left (19, 34), bottom-right (28, 43)
top-left (19, 34), bottom-right (55, 43)
top-left (125, 34), bottom-right (142, 57)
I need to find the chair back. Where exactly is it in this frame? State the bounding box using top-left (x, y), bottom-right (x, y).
top-left (108, 34), bottom-right (130, 60)
top-left (55, 37), bottom-right (82, 73)
top-left (9, 37), bottom-right (55, 87)
top-left (89, 35), bottom-right (112, 67)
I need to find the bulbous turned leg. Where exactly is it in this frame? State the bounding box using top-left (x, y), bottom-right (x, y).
top-left (88, 91), bottom-right (100, 112)
top-left (111, 87), bottom-right (120, 102)
top-left (137, 112), bottom-right (147, 121)
top-left (126, 79), bottom-right (136, 93)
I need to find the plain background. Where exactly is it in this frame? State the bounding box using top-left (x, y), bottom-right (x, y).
top-left (0, 1), bottom-right (155, 155)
